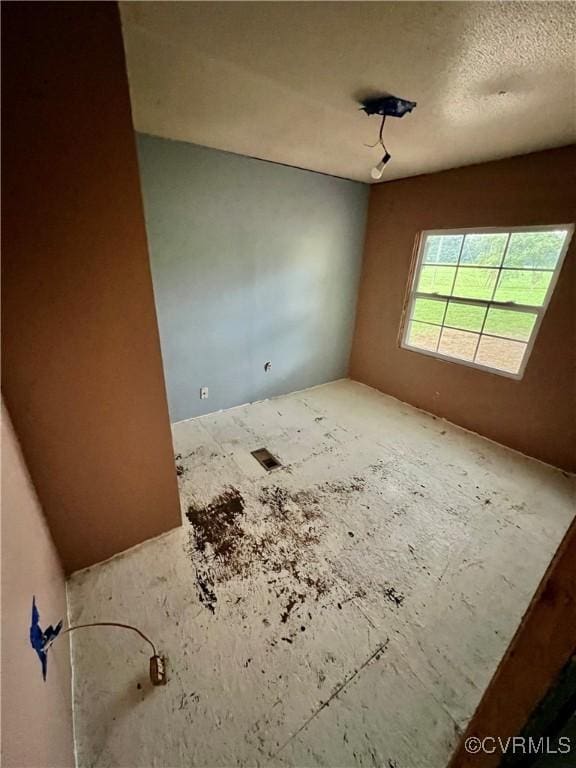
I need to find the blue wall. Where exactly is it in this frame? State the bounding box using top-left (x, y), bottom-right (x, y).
top-left (137, 134), bottom-right (369, 423)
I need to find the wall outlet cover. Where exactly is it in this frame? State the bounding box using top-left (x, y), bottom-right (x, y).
top-left (200, 387), bottom-right (209, 400)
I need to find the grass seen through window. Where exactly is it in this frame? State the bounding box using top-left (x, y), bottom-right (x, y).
top-left (402, 227), bottom-right (572, 376)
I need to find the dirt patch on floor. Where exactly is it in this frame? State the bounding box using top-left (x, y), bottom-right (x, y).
top-left (186, 488), bottom-right (245, 560)
top-left (382, 585), bottom-right (405, 607)
top-left (185, 477), bottom-right (367, 617)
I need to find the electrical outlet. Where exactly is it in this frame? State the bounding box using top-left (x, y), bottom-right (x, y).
top-left (200, 387), bottom-right (208, 400)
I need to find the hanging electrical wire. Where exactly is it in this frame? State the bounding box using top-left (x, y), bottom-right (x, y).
top-left (364, 115), bottom-right (389, 152)
top-left (359, 93), bottom-right (417, 180)
top-left (365, 115), bottom-right (391, 180)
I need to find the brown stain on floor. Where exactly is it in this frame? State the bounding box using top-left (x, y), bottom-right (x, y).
top-left (186, 487), bottom-right (245, 560)
top-left (184, 477), bottom-right (372, 619)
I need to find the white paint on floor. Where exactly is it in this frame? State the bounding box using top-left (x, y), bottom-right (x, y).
top-left (68, 380), bottom-right (574, 768)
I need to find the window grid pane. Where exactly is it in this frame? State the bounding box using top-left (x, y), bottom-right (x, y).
top-left (475, 336), bottom-right (527, 374)
top-left (483, 308), bottom-right (537, 342)
top-left (403, 226), bottom-right (571, 376)
top-left (503, 231), bottom-right (567, 270)
top-left (438, 327), bottom-right (479, 362)
top-left (460, 233), bottom-right (508, 267)
top-left (492, 269), bottom-right (553, 306)
top-left (444, 301), bottom-right (487, 333)
top-left (406, 321), bottom-right (441, 352)
top-left (412, 297), bottom-right (446, 325)
top-left (452, 267), bottom-right (499, 301)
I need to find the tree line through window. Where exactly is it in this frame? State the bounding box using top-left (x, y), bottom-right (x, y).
top-left (401, 226), bottom-right (573, 377)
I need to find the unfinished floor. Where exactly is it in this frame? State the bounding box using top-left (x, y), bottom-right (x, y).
top-left (67, 380), bottom-right (574, 768)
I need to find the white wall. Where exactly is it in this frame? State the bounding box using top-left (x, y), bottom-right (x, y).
top-left (1, 401), bottom-right (75, 767)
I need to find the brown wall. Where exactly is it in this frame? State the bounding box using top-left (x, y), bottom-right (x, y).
top-left (1, 401), bottom-right (75, 768)
top-left (350, 147), bottom-right (576, 472)
top-left (1, 2), bottom-right (181, 574)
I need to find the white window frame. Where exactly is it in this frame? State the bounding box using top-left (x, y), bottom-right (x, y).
top-left (400, 224), bottom-right (574, 380)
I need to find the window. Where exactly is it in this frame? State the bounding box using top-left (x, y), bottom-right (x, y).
top-left (400, 225), bottom-right (573, 378)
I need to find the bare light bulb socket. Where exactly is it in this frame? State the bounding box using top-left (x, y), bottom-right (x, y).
top-left (370, 152), bottom-right (391, 180)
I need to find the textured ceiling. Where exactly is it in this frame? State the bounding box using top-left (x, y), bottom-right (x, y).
top-left (120, 1), bottom-right (576, 183)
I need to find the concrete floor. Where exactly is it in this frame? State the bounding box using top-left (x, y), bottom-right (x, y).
top-left (68, 380), bottom-right (574, 768)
